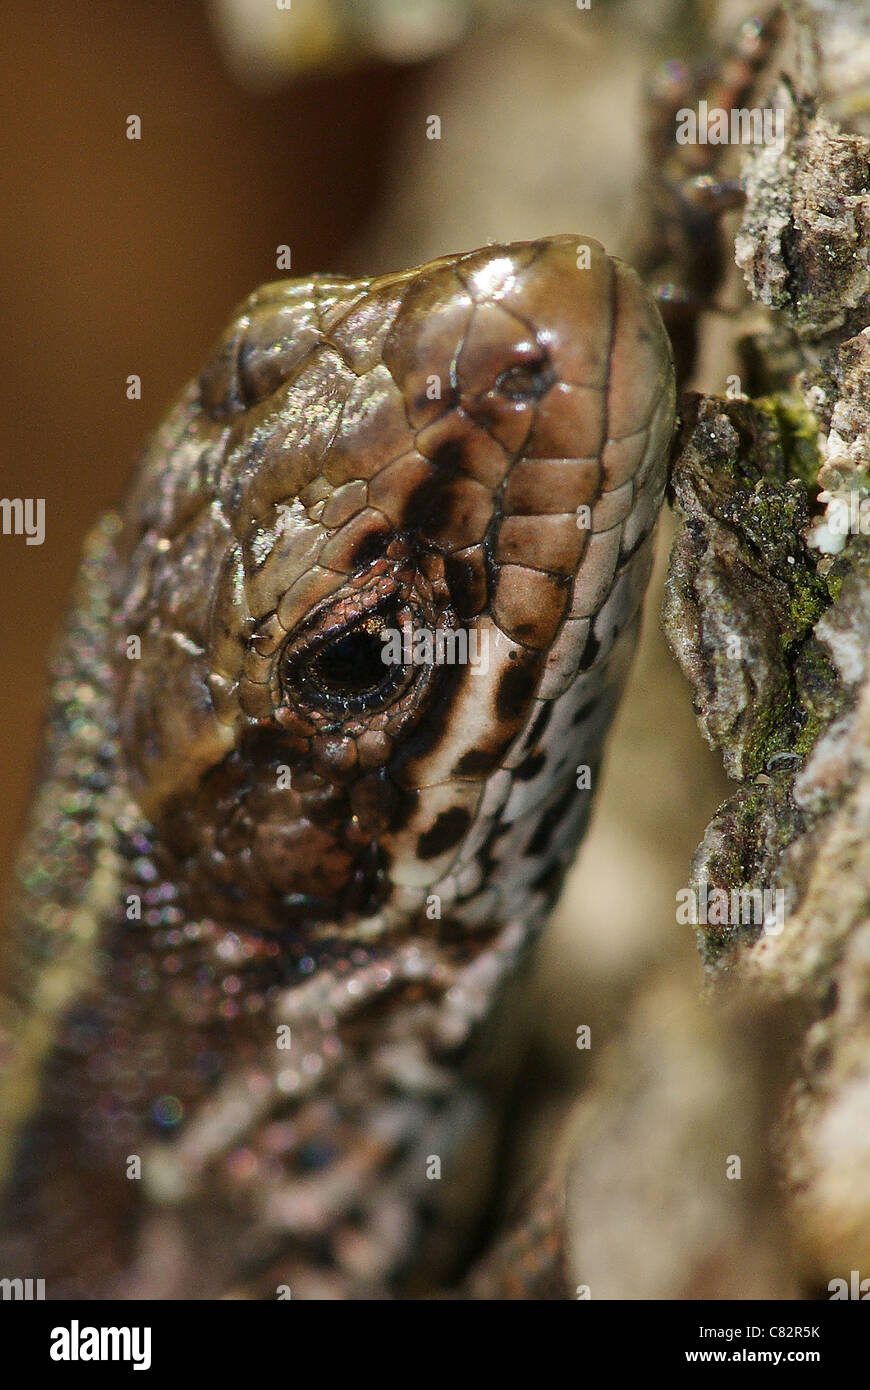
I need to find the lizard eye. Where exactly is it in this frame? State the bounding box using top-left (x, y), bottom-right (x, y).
top-left (280, 603), bottom-right (411, 715)
top-left (495, 357), bottom-right (555, 400)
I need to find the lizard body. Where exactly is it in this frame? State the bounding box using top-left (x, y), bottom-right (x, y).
top-left (0, 237), bottom-right (674, 1297)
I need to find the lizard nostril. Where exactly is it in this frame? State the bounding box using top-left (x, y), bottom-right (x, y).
top-left (495, 358), bottom-right (555, 401)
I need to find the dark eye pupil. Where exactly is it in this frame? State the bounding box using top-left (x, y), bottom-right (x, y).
top-left (496, 358), bottom-right (555, 400)
top-left (309, 625), bottom-right (388, 696)
top-left (281, 605), bottom-right (412, 715)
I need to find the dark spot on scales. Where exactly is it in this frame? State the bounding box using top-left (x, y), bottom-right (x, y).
top-left (385, 783), bottom-right (417, 833)
top-left (414, 385), bottom-right (459, 418)
top-left (530, 861), bottom-right (562, 896)
top-left (527, 781), bottom-right (579, 858)
top-left (403, 439), bottom-right (464, 530)
top-left (417, 807), bottom-right (472, 860)
top-left (526, 701), bottom-right (553, 746)
top-left (578, 629), bottom-right (600, 671)
top-left (455, 747), bottom-right (501, 777)
top-left (353, 530), bottom-right (388, 568)
top-left (445, 553), bottom-right (486, 618)
top-left (496, 663), bottom-right (536, 722)
top-left (513, 749), bottom-right (546, 782)
top-left (572, 697), bottom-right (598, 727)
top-left (389, 666), bottom-right (460, 773)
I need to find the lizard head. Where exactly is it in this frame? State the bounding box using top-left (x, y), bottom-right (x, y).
top-left (114, 237), bottom-right (674, 944)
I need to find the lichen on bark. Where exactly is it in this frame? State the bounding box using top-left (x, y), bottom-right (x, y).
top-left (664, 391), bottom-right (838, 784)
top-left (663, 0), bottom-right (870, 1280)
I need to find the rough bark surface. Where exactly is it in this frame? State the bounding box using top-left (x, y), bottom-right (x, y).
top-left (661, 0), bottom-right (870, 1287)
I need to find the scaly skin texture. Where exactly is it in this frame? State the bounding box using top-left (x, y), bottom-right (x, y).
top-left (0, 237), bottom-right (674, 1298)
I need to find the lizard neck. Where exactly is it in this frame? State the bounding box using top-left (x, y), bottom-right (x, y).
top-left (0, 516), bottom-right (533, 1293)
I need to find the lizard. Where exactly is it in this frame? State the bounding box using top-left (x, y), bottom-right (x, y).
top-left (0, 235), bottom-right (675, 1298)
